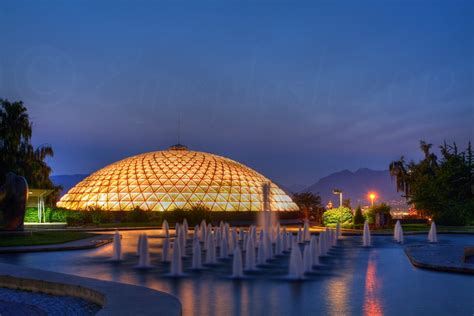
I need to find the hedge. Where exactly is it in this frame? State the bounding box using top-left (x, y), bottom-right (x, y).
top-left (24, 207), bottom-right (304, 227)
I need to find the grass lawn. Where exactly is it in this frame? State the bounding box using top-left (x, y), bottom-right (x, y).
top-left (0, 231), bottom-right (96, 247)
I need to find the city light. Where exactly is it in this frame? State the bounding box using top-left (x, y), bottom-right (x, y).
top-left (368, 192), bottom-right (376, 207)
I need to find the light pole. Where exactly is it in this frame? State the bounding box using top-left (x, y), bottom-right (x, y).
top-left (332, 189), bottom-right (343, 208)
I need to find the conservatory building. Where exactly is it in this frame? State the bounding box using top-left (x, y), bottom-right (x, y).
top-left (57, 144), bottom-right (299, 212)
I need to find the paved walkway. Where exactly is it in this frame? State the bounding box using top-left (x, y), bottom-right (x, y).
top-left (0, 263), bottom-right (182, 315)
top-left (0, 235), bottom-right (112, 254)
top-left (405, 244), bottom-right (474, 275)
top-left (0, 287), bottom-right (100, 315)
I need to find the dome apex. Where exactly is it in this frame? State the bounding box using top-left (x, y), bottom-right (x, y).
top-left (168, 144), bottom-right (188, 151)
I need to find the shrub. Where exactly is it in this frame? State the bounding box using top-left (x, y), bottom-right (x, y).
top-left (353, 206), bottom-right (364, 225)
top-left (322, 207), bottom-right (353, 226)
top-left (25, 207), bottom-right (303, 227)
top-left (124, 207), bottom-right (151, 223)
top-left (363, 208), bottom-right (375, 224)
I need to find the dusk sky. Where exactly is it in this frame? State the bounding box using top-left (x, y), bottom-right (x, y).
top-left (1, 0), bottom-right (472, 187)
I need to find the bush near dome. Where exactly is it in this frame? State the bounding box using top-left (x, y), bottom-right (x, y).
top-left (24, 207), bottom-right (304, 227)
top-left (322, 207), bottom-right (353, 227)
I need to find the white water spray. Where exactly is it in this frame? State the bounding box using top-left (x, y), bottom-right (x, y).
top-left (428, 221), bottom-right (438, 243)
top-left (232, 246), bottom-right (244, 278)
top-left (170, 240), bottom-right (182, 276)
top-left (363, 221), bottom-right (371, 247)
top-left (288, 244), bottom-right (304, 279)
top-left (192, 239), bottom-right (202, 269)
top-left (112, 230), bottom-right (122, 261)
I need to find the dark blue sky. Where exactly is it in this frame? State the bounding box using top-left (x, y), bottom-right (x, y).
top-left (1, 0), bottom-right (472, 186)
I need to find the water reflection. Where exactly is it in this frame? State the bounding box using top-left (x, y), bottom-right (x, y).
top-left (326, 274), bottom-right (351, 315)
top-left (1, 232), bottom-right (473, 315)
top-left (364, 251), bottom-right (383, 316)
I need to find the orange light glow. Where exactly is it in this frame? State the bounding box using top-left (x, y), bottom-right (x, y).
top-left (369, 193), bottom-right (376, 200)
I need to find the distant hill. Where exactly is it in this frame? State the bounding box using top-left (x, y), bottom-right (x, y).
top-left (51, 174), bottom-right (88, 195)
top-left (303, 168), bottom-right (405, 207)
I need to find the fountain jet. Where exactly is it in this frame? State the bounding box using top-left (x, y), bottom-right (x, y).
top-left (257, 238), bottom-right (266, 265)
top-left (275, 232), bottom-right (283, 255)
top-left (297, 228), bottom-right (303, 244)
top-left (288, 243), bottom-right (304, 280)
top-left (192, 239), bottom-right (202, 269)
top-left (138, 234), bottom-right (151, 268)
top-left (310, 235), bottom-right (319, 266)
top-left (205, 232), bottom-right (217, 264)
top-left (170, 240), bottom-right (183, 276)
top-left (394, 220), bottom-right (404, 244)
top-left (428, 221), bottom-right (438, 243)
top-left (303, 220), bottom-right (311, 242)
top-left (232, 246), bottom-right (244, 278)
top-left (162, 220), bottom-right (169, 237)
top-left (220, 234), bottom-right (228, 259)
top-left (162, 237), bottom-right (170, 262)
top-left (363, 221), bottom-right (371, 247)
top-left (112, 230), bottom-right (122, 261)
top-left (200, 220), bottom-right (207, 242)
top-left (303, 244), bottom-right (312, 273)
top-left (245, 235), bottom-right (256, 271)
top-left (183, 218), bottom-right (189, 239)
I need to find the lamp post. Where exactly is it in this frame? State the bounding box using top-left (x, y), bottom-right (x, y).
top-left (332, 189), bottom-right (343, 208)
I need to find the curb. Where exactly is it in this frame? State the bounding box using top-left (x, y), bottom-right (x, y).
top-left (0, 235), bottom-right (112, 254)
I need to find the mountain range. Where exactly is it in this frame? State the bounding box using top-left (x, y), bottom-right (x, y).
top-left (294, 168), bottom-right (405, 207)
top-left (52, 168), bottom-right (406, 207)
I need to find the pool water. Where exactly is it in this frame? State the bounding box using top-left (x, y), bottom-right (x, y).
top-left (0, 231), bottom-right (472, 316)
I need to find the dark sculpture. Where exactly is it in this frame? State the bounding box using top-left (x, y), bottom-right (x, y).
top-left (0, 172), bottom-right (29, 231)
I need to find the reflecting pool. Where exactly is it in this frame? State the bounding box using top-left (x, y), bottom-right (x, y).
top-left (0, 232), bottom-right (472, 316)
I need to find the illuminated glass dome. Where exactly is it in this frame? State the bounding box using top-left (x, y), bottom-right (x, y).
top-left (57, 145), bottom-right (299, 212)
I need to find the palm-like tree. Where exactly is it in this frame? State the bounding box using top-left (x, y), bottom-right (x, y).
top-left (389, 156), bottom-right (410, 197)
top-left (0, 99), bottom-right (59, 200)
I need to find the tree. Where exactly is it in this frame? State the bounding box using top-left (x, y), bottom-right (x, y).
top-left (389, 140), bottom-right (473, 225)
top-left (366, 203), bottom-right (391, 227)
top-left (389, 156), bottom-right (410, 197)
top-left (342, 198), bottom-right (351, 209)
top-left (353, 206), bottom-right (364, 226)
top-left (292, 192), bottom-right (324, 222)
top-left (0, 99), bottom-right (61, 202)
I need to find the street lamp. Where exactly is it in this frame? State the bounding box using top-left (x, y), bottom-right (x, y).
top-left (369, 192), bottom-right (376, 207)
top-left (332, 189), bottom-right (343, 207)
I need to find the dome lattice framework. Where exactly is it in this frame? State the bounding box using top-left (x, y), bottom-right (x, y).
top-left (57, 145), bottom-right (299, 212)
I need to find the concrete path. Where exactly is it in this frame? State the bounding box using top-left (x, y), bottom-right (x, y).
top-left (405, 244), bottom-right (474, 275)
top-left (0, 263), bottom-right (182, 315)
top-left (0, 235), bottom-right (112, 254)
